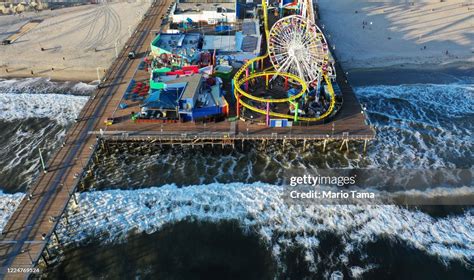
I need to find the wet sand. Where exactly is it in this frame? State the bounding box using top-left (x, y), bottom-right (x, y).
top-left (347, 62), bottom-right (474, 86)
top-left (318, 0), bottom-right (474, 70)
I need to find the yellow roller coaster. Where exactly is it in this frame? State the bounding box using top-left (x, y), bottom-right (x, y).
top-left (232, 0), bottom-right (336, 123)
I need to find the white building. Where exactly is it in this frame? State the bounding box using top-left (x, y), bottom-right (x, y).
top-left (171, 2), bottom-right (237, 24)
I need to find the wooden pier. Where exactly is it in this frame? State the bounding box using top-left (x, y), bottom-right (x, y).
top-left (0, 1), bottom-right (173, 278)
top-left (0, 2), bottom-right (374, 279)
top-left (100, 57), bottom-right (374, 143)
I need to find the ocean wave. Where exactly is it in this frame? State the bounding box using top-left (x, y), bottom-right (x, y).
top-left (0, 191), bottom-right (24, 232)
top-left (0, 93), bottom-right (88, 124)
top-left (356, 83), bottom-right (474, 125)
top-left (0, 78), bottom-right (91, 124)
top-left (0, 120), bottom-right (68, 192)
top-left (355, 83), bottom-right (473, 169)
top-left (53, 183), bottom-right (473, 274)
top-left (0, 78), bottom-right (91, 192)
top-left (0, 78), bottom-right (96, 96)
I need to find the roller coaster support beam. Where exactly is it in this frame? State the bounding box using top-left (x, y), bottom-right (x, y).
top-left (266, 102), bottom-right (270, 126)
top-left (294, 102), bottom-right (299, 123)
top-left (245, 67), bottom-right (249, 91)
top-left (231, 79), bottom-right (235, 98)
top-left (236, 95), bottom-right (241, 117)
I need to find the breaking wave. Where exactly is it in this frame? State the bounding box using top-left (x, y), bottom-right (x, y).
top-left (0, 191), bottom-right (24, 232)
top-left (0, 78), bottom-right (93, 192)
top-left (51, 183), bottom-right (473, 275)
top-left (0, 78), bottom-right (92, 124)
top-left (0, 78), bottom-right (95, 96)
top-left (358, 83), bottom-right (474, 169)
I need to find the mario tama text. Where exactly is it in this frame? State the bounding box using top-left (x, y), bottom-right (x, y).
top-left (285, 175), bottom-right (376, 204)
top-left (289, 189), bottom-right (375, 200)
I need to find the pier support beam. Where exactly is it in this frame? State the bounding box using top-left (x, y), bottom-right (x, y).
top-left (64, 212), bottom-right (69, 225)
top-left (339, 139), bottom-right (349, 152)
top-left (363, 139), bottom-right (368, 154)
top-left (53, 231), bottom-right (60, 245)
top-left (45, 246), bottom-right (52, 259)
top-left (100, 139), bottom-right (105, 152)
top-left (41, 254), bottom-right (49, 267)
top-left (323, 139), bottom-right (327, 152)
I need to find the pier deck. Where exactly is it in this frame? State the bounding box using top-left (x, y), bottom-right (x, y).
top-left (0, 1), bottom-right (172, 278)
top-left (101, 59), bottom-right (374, 141)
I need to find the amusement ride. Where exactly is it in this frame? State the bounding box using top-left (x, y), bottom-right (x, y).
top-left (233, 0), bottom-right (340, 124)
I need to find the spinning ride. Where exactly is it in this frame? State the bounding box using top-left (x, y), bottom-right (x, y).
top-left (232, 0), bottom-right (338, 123)
top-left (268, 15), bottom-right (329, 85)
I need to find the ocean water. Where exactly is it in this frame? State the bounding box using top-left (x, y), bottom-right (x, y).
top-left (0, 78), bottom-right (92, 192)
top-left (0, 75), bottom-right (473, 279)
top-left (85, 82), bottom-right (473, 188)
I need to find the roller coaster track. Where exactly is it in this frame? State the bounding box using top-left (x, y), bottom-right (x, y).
top-left (232, 0), bottom-right (336, 122)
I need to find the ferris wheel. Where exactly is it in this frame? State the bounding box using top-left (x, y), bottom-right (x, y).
top-left (268, 15), bottom-right (329, 85)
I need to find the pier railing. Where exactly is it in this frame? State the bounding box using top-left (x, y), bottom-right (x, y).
top-left (33, 141), bottom-right (100, 267)
top-left (94, 131), bottom-right (375, 141)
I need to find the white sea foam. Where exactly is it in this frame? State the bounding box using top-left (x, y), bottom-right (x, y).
top-left (0, 78), bottom-right (96, 96)
top-left (55, 183), bottom-right (474, 273)
top-left (0, 93), bottom-right (88, 124)
top-left (358, 83), bottom-right (474, 119)
top-left (349, 264), bottom-right (377, 279)
top-left (0, 78), bottom-right (93, 124)
top-left (0, 122), bottom-right (68, 188)
top-left (355, 83), bottom-right (473, 169)
top-left (0, 191), bottom-right (24, 232)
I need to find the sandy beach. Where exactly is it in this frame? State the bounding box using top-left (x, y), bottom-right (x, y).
top-left (318, 0), bottom-right (473, 70)
top-left (0, 0), bottom-right (151, 82)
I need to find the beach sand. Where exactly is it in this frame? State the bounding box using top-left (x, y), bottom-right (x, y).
top-left (317, 0), bottom-right (473, 70)
top-left (1, 1), bottom-right (472, 80)
top-left (0, 1), bottom-right (151, 82)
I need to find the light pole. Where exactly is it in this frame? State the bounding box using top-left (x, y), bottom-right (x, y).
top-left (38, 148), bottom-right (47, 173)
